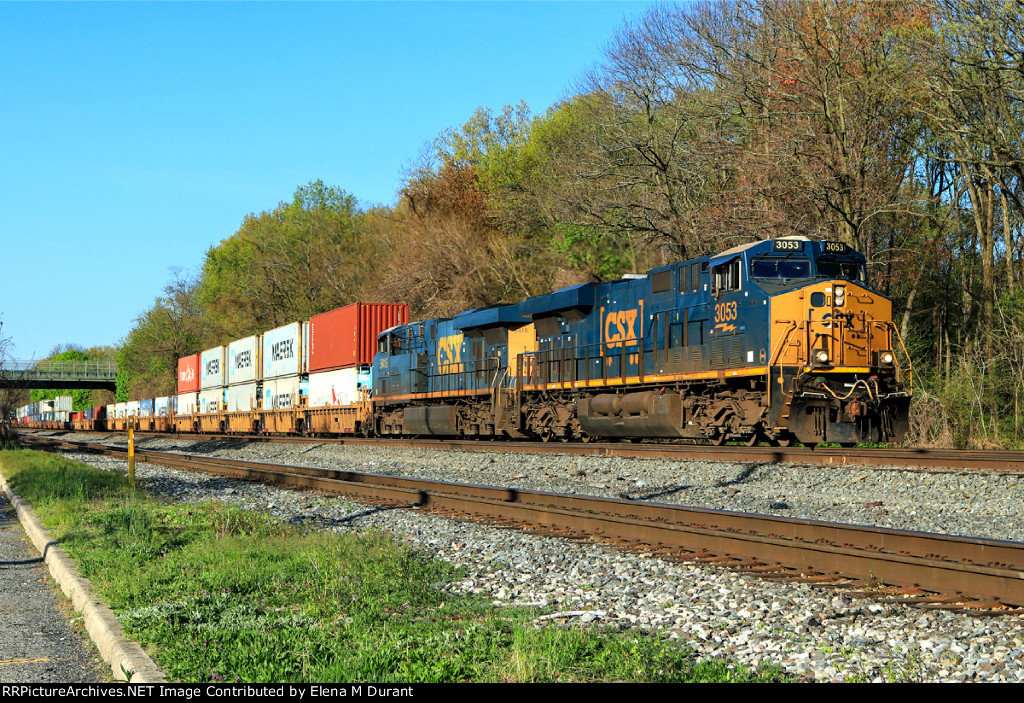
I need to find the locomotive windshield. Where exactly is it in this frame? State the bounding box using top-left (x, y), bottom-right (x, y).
top-left (816, 257), bottom-right (866, 282)
top-left (750, 256), bottom-right (812, 281)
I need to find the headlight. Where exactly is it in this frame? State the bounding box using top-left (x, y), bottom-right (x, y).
top-left (815, 350), bottom-right (830, 365)
top-left (881, 352), bottom-right (894, 364)
top-left (834, 286), bottom-right (845, 307)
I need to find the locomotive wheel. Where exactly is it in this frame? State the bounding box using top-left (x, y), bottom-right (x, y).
top-left (771, 433), bottom-right (795, 447)
top-left (743, 432), bottom-right (762, 447)
top-left (709, 431), bottom-right (728, 446)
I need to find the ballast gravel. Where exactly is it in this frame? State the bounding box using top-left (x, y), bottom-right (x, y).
top-left (54, 433), bottom-right (1024, 683)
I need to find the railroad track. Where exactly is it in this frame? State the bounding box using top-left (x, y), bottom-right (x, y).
top-left (37, 428), bottom-right (1024, 473)
top-left (21, 434), bottom-right (1024, 613)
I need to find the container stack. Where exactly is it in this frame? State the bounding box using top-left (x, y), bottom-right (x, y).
top-left (176, 353), bottom-right (200, 415)
top-left (226, 335), bottom-right (260, 412)
top-left (155, 396), bottom-right (173, 417)
top-left (199, 346), bottom-right (225, 414)
top-left (308, 303), bottom-right (408, 407)
top-left (261, 322), bottom-right (308, 410)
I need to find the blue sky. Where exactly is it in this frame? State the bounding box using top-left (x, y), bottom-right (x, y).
top-left (1, 1), bottom-right (652, 360)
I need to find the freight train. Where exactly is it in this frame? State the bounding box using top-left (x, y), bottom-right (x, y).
top-left (15, 236), bottom-right (911, 447)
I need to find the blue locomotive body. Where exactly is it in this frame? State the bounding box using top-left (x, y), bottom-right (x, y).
top-left (372, 237), bottom-right (910, 446)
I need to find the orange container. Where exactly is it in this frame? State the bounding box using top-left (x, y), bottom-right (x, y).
top-left (309, 303), bottom-right (409, 371)
top-left (177, 354), bottom-right (200, 394)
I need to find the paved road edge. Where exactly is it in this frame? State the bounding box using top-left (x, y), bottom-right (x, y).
top-left (0, 469), bottom-right (167, 683)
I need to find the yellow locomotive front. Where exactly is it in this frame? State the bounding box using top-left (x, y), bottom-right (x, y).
top-left (762, 239), bottom-right (911, 446)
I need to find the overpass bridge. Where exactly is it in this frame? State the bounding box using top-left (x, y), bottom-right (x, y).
top-left (0, 360), bottom-right (117, 391)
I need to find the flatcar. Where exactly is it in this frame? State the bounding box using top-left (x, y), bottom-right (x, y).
top-left (371, 236), bottom-right (911, 447)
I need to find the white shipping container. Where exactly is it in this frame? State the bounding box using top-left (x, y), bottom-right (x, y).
top-left (262, 322), bottom-right (307, 379)
top-left (226, 383), bottom-right (260, 412)
top-left (228, 335), bottom-right (260, 385)
top-left (199, 388), bottom-right (224, 414)
top-left (106, 404), bottom-right (115, 419)
top-left (176, 393), bottom-right (198, 415)
top-left (155, 397), bottom-right (171, 416)
top-left (127, 400), bottom-right (140, 417)
top-left (262, 376), bottom-right (306, 410)
top-left (54, 395), bottom-right (73, 412)
top-left (115, 402), bottom-right (127, 419)
top-left (201, 346), bottom-right (226, 389)
top-left (308, 367), bottom-right (364, 408)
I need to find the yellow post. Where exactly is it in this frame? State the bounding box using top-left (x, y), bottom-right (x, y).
top-left (128, 425), bottom-right (135, 489)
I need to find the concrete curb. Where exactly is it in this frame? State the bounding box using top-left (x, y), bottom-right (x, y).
top-left (0, 470), bottom-right (167, 683)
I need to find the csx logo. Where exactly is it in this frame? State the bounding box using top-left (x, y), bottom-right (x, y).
top-left (438, 333), bottom-right (463, 369)
top-left (823, 312), bottom-right (855, 329)
top-left (604, 308), bottom-right (639, 349)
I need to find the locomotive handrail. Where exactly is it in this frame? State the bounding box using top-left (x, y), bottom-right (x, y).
top-left (876, 321), bottom-right (914, 393)
top-left (769, 321), bottom-right (799, 367)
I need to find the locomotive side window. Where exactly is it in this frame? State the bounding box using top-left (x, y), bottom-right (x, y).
top-left (712, 259), bottom-right (742, 294)
top-left (652, 270), bottom-right (671, 293)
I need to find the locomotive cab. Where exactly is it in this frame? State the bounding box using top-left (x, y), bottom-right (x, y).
top-left (755, 237), bottom-right (911, 445)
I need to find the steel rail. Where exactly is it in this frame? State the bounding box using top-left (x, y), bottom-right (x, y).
top-left (123, 430), bottom-right (1024, 472)
top-left (24, 435), bottom-right (1024, 609)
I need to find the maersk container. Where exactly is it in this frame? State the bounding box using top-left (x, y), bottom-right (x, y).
top-left (155, 397), bottom-right (171, 416)
top-left (199, 388), bottom-right (224, 414)
top-left (226, 382), bottom-right (260, 412)
top-left (309, 303), bottom-right (409, 372)
top-left (200, 346), bottom-right (226, 390)
top-left (178, 354), bottom-right (200, 394)
top-left (262, 322), bottom-right (307, 380)
top-left (262, 375), bottom-right (306, 410)
top-left (308, 367), bottom-right (366, 407)
top-left (228, 335), bottom-right (260, 385)
top-left (176, 392), bottom-right (198, 415)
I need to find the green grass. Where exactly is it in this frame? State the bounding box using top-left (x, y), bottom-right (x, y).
top-left (0, 449), bottom-right (785, 683)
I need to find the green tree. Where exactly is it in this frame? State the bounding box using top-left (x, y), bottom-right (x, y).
top-left (198, 180), bottom-right (377, 337)
top-left (30, 348), bottom-right (97, 411)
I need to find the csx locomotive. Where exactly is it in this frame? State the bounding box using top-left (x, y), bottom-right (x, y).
top-left (372, 236), bottom-right (911, 446)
